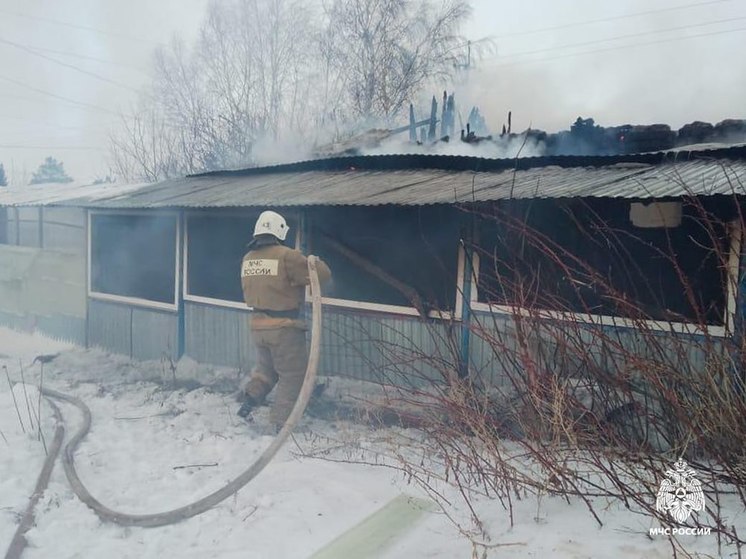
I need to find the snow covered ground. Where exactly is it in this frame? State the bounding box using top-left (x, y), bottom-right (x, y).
top-left (0, 327), bottom-right (741, 558)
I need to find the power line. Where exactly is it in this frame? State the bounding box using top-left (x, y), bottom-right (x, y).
top-left (484, 16), bottom-right (746, 61)
top-left (11, 43), bottom-right (149, 74)
top-left (450, 1), bottom-right (735, 64)
top-left (0, 92), bottom-right (135, 119)
top-left (0, 75), bottom-right (120, 116)
top-left (493, 0), bottom-right (733, 38)
top-left (0, 36), bottom-right (141, 92)
top-left (0, 7), bottom-right (163, 47)
top-left (0, 92), bottom-right (111, 113)
top-left (0, 144), bottom-right (105, 151)
top-left (489, 25), bottom-right (746, 68)
top-left (0, 115), bottom-right (83, 131)
top-left (0, 93), bottom-right (46, 103)
top-left (0, 113), bottom-right (94, 132)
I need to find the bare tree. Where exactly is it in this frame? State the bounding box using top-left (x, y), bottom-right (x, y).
top-left (109, 109), bottom-right (178, 183)
top-left (110, 0), bottom-right (316, 180)
top-left (321, 0), bottom-right (470, 122)
top-left (110, 0), bottom-right (471, 181)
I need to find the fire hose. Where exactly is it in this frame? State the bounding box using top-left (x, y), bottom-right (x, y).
top-left (5, 256), bottom-right (324, 556)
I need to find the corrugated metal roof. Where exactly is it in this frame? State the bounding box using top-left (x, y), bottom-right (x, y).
top-left (0, 181), bottom-right (148, 208)
top-left (1, 147), bottom-right (745, 208)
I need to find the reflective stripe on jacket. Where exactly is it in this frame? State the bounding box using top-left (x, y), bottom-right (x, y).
top-left (241, 242), bottom-right (331, 329)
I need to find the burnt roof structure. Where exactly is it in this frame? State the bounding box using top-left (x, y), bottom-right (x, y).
top-left (0, 144), bottom-right (744, 209)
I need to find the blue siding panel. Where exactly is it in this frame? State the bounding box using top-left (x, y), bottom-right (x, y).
top-left (131, 307), bottom-right (178, 361)
top-left (76, 298), bottom-right (727, 387)
top-left (88, 299), bottom-right (178, 359)
top-left (35, 313), bottom-right (86, 345)
top-left (468, 309), bottom-right (726, 390)
top-left (88, 299), bottom-right (131, 356)
top-left (185, 302), bottom-right (253, 369)
top-left (320, 310), bottom-right (383, 380)
top-left (319, 308), bottom-right (456, 386)
top-left (0, 310), bottom-right (26, 331)
top-left (0, 310), bottom-right (85, 346)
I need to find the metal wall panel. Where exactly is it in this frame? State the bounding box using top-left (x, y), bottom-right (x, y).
top-left (88, 298), bottom-right (178, 360)
top-left (320, 310), bottom-right (383, 381)
top-left (132, 307), bottom-right (178, 361)
top-left (184, 302), bottom-right (254, 369)
top-left (469, 311), bottom-right (521, 389)
top-left (4, 208), bottom-right (18, 245)
top-left (379, 314), bottom-right (455, 386)
top-left (237, 310), bottom-right (255, 373)
top-left (17, 207), bottom-right (40, 248)
top-left (87, 298), bottom-right (132, 356)
top-left (35, 313), bottom-right (86, 345)
top-left (469, 309), bottom-right (727, 392)
top-left (83, 296), bottom-right (727, 389)
top-left (42, 207), bottom-right (85, 254)
top-left (0, 240), bottom-right (86, 345)
top-left (183, 302), bottom-right (456, 386)
top-left (185, 302), bottom-right (451, 379)
top-left (0, 207), bottom-right (8, 245)
top-left (0, 310), bottom-right (26, 331)
top-left (320, 307), bottom-right (456, 386)
top-left (41, 207), bottom-right (85, 225)
top-left (0, 311), bottom-right (83, 347)
top-left (0, 246), bottom-right (37, 314)
top-left (17, 220), bottom-right (40, 248)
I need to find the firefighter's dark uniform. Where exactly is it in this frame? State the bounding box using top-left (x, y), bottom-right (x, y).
top-left (240, 237), bottom-right (332, 426)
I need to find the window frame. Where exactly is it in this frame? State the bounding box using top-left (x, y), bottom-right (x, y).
top-left (87, 209), bottom-right (181, 312)
top-left (305, 242), bottom-right (459, 321)
top-left (182, 209), bottom-right (303, 311)
top-left (302, 207), bottom-right (461, 320)
top-left (315, 295), bottom-right (455, 320)
top-left (469, 219), bottom-right (739, 338)
top-left (181, 208), bottom-right (459, 319)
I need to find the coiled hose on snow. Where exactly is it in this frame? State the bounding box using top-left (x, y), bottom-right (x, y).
top-left (4, 256), bottom-right (324, 556)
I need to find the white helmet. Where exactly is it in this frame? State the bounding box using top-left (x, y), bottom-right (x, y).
top-left (253, 210), bottom-right (289, 241)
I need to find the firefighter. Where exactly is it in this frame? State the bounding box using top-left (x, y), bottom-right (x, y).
top-left (237, 210), bottom-right (332, 430)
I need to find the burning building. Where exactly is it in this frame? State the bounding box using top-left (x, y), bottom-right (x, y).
top-left (1, 145), bottom-right (745, 398)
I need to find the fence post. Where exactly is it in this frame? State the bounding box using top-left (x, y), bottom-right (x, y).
top-left (734, 223), bottom-right (746, 395)
top-left (177, 211), bottom-right (186, 359)
top-left (459, 220), bottom-right (476, 378)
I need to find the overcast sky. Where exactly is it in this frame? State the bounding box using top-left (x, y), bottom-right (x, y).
top-left (0, 0), bottom-right (744, 183)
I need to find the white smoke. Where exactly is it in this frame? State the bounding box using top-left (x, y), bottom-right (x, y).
top-left (250, 135), bottom-right (314, 167)
top-left (362, 133), bottom-right (545, 159)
